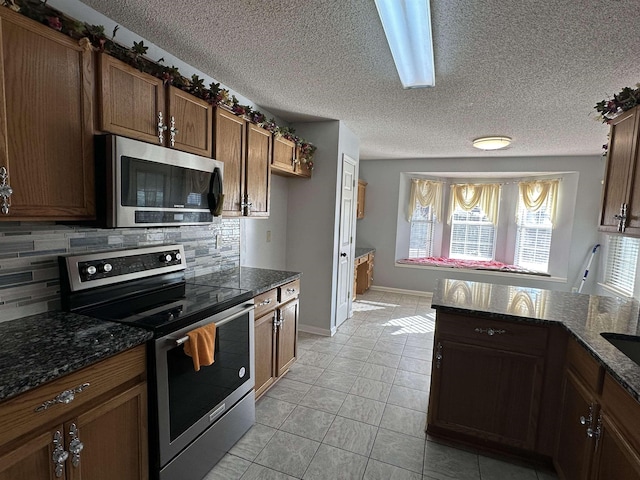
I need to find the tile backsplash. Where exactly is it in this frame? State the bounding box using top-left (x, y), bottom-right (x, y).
top-left (0, 219), bottom-right (240, 321)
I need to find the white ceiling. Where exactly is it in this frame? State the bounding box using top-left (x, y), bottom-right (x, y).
top-left (77, 0), bottom-right (640, 160)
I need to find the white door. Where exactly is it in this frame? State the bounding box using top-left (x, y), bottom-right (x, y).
top-left (336, 154), bottom-right (357, 328)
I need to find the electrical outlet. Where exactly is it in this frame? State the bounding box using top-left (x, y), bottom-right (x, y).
top-left (216, 234), bottom-right (222, 249)
top-left (266, 230), bottom-right (272, 243)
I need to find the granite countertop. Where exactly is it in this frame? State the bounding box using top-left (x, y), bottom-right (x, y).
top-left (431, 278), bottom-right (640, 401)
top-left (0, 267), bottom-right (299, 404)
top-left (188, 266), bottom-right (301, 297)
top-left (355, 247), bottom-right (375, 259)
top-left (0, 312), bottom-right (152, 403)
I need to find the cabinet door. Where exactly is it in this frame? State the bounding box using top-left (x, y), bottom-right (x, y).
top-left (0, 9), bottom-right (95, 220)
top-left (0, 427), bottom-right (63, 480)
top-left (167, 86), bottom-right (213, 157)
top-left (591, 412), bottom-right (640, 480)
top-left (99, 53), bottom-right (165, 146)
top-left (214, 108), bottom-right (245, 215)
top-left (367, 253), bottom-right (374, 289)
top-left (67, 383), bottom-right (147, 480)
top-left (246, 123), bottom-right (271, 217)
top-left (554, 369), bottom-right (597, 480)
top-left (599, 106), bottom-right (639, 232)
top-left (254, 311), bottom-right (277, 399)
top-left (277, 299), bottom-right (298, 376)
top-left (272, 136), bottom-right (296, 175)
top-left (428, 339), bottom-right (544, 450)
top-left (357, 181), bottom-right (367, 219)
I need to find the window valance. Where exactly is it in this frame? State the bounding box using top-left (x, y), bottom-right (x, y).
top-left (518, 179), bottom-right (559, 226)
top-left (448, 183), bottom-right (501, 225)
top-left (408, 179), bottom-right (443, 222)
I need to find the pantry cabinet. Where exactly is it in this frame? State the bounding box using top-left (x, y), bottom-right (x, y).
top-left (0, 7), bottom-right (95, 221)
top-left (253, 280), bottom-right (300, 399)
top-left (214, 108), bottom-right (271, 217)
top-left (599, 104), bottom-right (640, 235)
top-left (0, 346), bottom-right (147, 480)
top-left (99, 54), bottom-right (213, 157)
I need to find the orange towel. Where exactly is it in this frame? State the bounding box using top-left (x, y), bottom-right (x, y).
top-left (183, 323), bottom-right (217, 371)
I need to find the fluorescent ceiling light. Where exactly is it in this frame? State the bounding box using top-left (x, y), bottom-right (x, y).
top-left (374, 0), bottom-right (435, 88)
top-left (472, 136), bottom-right (512, 150)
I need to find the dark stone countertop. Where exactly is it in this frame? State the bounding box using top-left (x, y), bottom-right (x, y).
top-left (0, 311), bottom-right (152, 403)
top-left (0, 267), bottom-right (299, 404)
top-left (188, 266), bottom-right (301, 297)
top-left (431, 278), bottom-right (640, 402)
top-left (355, 247), bottom-right (375, 259)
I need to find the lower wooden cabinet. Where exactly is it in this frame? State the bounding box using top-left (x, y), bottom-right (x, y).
top-left (355, 252), bottom-right (374, 295)
top-left (0, 346), bottom-right (148, 480)
top-left (254, 281), bottom-right (299, 399)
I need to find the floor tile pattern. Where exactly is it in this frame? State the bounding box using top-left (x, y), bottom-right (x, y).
top-left (205, 290), bottom-right (558, 480)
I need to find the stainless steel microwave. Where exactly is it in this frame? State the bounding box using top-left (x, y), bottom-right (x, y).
top-left (95, 135), bottom-right (224, 228)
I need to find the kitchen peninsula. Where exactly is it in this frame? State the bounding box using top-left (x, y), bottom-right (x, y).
top-left (428, 278), bottom-right (640, 478)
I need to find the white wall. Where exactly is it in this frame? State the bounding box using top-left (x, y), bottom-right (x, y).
top-left (357, 155), bottom-right (604, 294)
top-left (241, 175), bottom-right (289, 270)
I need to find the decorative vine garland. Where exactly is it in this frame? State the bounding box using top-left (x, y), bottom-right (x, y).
top-left (3, 0), bottom-right (316, 168)
top-left (594, 84), bottom-right (640, 124)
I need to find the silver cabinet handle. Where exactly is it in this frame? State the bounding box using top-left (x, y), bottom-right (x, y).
top-left (259, 298), bottom-right (272, 307)
top-left (241, 194), bottom-right (252, 216)
top-left (52, 430), bottom-right (69, 478)
top-left (614, 203), bottom-right (628, 232)
top-left (286, 288), bottom-right (296, 294)
top-left (474, 327), bottom-right (506, 336)
top-left (35, 382), bottom-right (90, 412)
top-left (158, 111), bottom-right (168, 144)
top-left (272, 312), bottom-right (280, 332)
top-left (435, 342), bottom-right (443, 368)
top-left (580, 403), bottom-right (594, 430)
top-left (169, 116), bottom-right (179, 147)
top-left (68, 423), bottom-right (84, 467)
top-left (0, 166), bottom-right (12, 215)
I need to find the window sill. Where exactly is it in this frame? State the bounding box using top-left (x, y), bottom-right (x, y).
top-left (394, 261), bottom-right (567, 283)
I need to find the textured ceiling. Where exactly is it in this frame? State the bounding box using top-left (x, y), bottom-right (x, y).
top-left (77, 0), bottom-right (640, 160)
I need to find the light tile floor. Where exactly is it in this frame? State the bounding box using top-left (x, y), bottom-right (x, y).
top-left (205, 290), bottom-right (559, 480)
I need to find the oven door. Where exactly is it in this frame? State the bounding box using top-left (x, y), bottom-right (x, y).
top-left (154, 301), bottom-right (254, 467)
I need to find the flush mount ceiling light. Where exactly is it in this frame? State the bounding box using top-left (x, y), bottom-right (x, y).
top-left (472, 136), bottom-right (512, 151)
top-left (374, 0), bottom-right (435, 88)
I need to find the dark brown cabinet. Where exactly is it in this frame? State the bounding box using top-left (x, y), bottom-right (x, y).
top-left (427, 312), bottom-right (564, 457)
top-left (99, 54), bottom-right (213, 157)
top-left (0, 8), bottom-right (95, 221)
top-left (599, 104), bottom-right (640, 235)
top-left (253, 280), bottom-right (299, 399)
top-left (214, 108), bottom-right (271, 217)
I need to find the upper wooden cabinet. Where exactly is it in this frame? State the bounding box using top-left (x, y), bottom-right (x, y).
top-left (98, 54), bottom-right (213, 157)
top-left (214, 108), bottom-right (271, 217)
top-left (357, 179), bottom-right (367, 219)
top-left (271, 136), bottom-right (311, 178)
top-left (599, 105), bottom-right (640, 235)
top-left (0, 8), bottom-right (95, 221)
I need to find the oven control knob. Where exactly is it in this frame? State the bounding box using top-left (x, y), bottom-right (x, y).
top-left (160, 254), bottom-right (173, 263)
top-left (84, 265), bottom-right (97, 276)
top-left (175, 252), bottom-right (182, 261)
top-left (99, 263), bottom-right (113, 273)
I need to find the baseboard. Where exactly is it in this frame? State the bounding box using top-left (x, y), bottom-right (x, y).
top-left (369, 285), bottom-right (433, 300)
top-left (298, 323), bottom-right (333, 337)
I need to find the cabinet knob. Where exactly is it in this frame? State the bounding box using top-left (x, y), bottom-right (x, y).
top-left (169, 116), bottom-right (179, 147)
top-left (0, 166), bottom-right (12, 215)
top-left (69, 423), bottom-right (84, 467)
top-left (52, 430), bottom-right (69, 478)
top-left (35, 382), bottom-right (90, 412)
top-left (474, 327), bottom-right (506, 336)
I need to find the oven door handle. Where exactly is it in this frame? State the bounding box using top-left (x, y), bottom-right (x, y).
top-left (174, 303), bottom-right (254, 346)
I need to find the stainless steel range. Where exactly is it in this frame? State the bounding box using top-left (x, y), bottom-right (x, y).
top-left (59, 245), bottom-right (255, 480)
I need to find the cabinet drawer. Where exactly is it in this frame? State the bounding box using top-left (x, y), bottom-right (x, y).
top-left (279, 279), bottom-right (300, 303)
top-left (565, 337), bottom-right (603, 394)
top-left (436, 312), bottom-right (548, 353)
top-left (254, 288), bottom-right (278, 318)
top-left (0, 345), bottom-right (146, 447)
top-left (355, 255), bottom-right (368, 266)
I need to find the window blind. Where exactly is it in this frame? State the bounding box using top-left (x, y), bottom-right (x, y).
top-left (409, 205), bottom-right (435, 258)
top-left (604, 236), bottom-right (639, 297)
top-left (449, 206), bottom-right (495, 260)
top-left (514, 192), bottom-right (554, 272)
